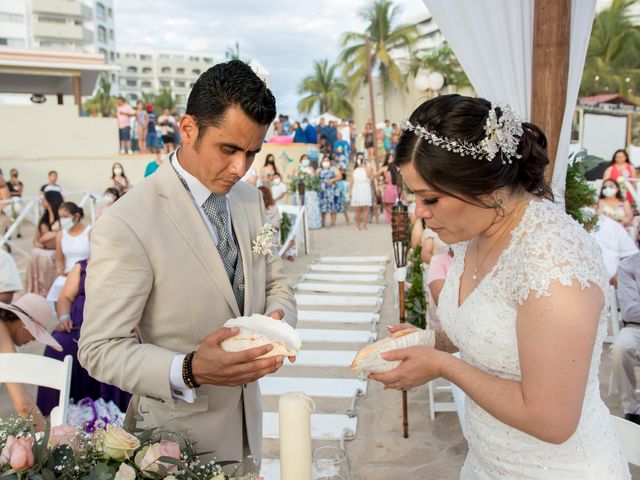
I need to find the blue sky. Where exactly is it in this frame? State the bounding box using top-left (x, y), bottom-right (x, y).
top-left (114, 0), bottom-right (428, 117)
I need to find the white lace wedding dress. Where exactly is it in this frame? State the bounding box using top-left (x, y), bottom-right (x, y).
top-left (438, 199), bottom-right (630, 479)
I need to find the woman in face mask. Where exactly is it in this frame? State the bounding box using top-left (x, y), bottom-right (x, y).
top-left (260, 154), bottom-right (279, 187)
top-left (107, 162), bottom-right (131, 196)
top-left (96, 187), bottom-right (121, 220)
top-left (350, 152), bottom-right (373, 229)
top-left (47, 202), bottom-right (91, 303)
top-left (318, 155), bottom-right (344, 227)
top-left (597, 179), bottom-right (634, 227)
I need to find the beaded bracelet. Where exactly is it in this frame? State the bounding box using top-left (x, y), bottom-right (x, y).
top-left (182, 351), bottom-right (200, 389)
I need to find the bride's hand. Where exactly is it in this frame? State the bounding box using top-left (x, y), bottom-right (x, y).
top-left (369, 345), bottom-right (448, 391)
top-left (386, 324), bottom-right (420, 335)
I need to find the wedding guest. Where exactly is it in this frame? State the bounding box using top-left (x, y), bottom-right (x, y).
top-left (146, 103), bottom-right (158, 152)
top-left (117, 97), bottom-right (135, 154)
top-left (258, 186), bottom-right (281, 233)
top-left (26, 191), bottom-right (63, 296)
top-left (107, 162), bottom-right (132, 195)
top-left (292, 121), bottom-right (306, 143)
top-left (158, 107), bottom-right (177, 153)
top-left (40, 171), bottom-right (63, 195)
top-left (95, 188), bottom-right (120, 220)
top-left (0, 170), bottom-right (11, 237)
top-left (368, 157), bottom-right (382, 224)
top-left (612, 251), bottom-right (640, 425)
top-left (79, 60), bottom-right (296, 474)
top-left (591, 214), bottom-right (638, 285)
top-left (241, 167), bottom-right (258, 186)
top-left (362, 122), bottom-right (375, 162)
top-left (318, 156), bottom-right (343, 228)
top-left (337, 164), bottom-right (350, 226)
top-left (259, 154), bottom-right (278, 187)
top-left (37, 259), bottom-right (131, 416)
top-left (144, 152), bottom-right (164, 177)
top-left (383, 119), bottom-right (392, 153)
top-left (0, 250), bottom-right (21, 303)
top-left (296, 155), bottom-right (322, 230)
top-left (8, 169), bottom-right (23, 198)
top-left (597, 179), bottom-right (633, 228)
top-left (0, 293), bottom-right (62, 431)
top-left (425, 248), bottom-right (453, 329)
top-left (604, 149), bottom-right (636, 205)
top-left (303, 118), bottom-right (317, 144)
top-left (47, 202), bottom-right (91, 303)
top-left (378, 153), bottom-right (399, 223)
top-left (136, 101), bottom-right (149, 153)
top-left (350, 153), bottom-right (372, 230)
top-left (373, 94), bottom-right (629, 478)
top-left (270, 173), bottom-right (288, 206)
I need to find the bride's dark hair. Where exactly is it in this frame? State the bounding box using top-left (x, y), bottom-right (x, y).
top-left (395, 94), bottom-right (553, 207)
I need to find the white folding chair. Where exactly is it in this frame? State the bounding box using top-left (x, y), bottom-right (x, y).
top-left (611, 414), bottom-right (640, 466)
top-left (0, 353), bottom-right (72, 426)
top-left (605, 285), bottom-right (621, 344)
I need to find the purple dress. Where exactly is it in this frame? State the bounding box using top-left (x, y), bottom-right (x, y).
top-left (37, 260), bottom-right (131, 415)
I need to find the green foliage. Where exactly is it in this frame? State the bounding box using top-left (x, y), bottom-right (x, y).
top-left (407, 42), bottom-right (472, 89)
top-left (339, 0), bottom-right (419, 95)
top-left (225, 41), bottom-right (242, 61)
top-left (287, 171), bottom-right (321, 193)
top-left (298, 59), bottom-right (353, 118)
top-left (565, 152), bottom-right (600, 232)
top-left (581, 0), bottom-right (640, 98)
top-left (280, 212), bottom-right (292, 244)
top-left (83, 74), bottom-right (117, 117)
top-left (155, 87), bottom-right (176, 113)
top-left (406, 244), bottom-right (426, 329)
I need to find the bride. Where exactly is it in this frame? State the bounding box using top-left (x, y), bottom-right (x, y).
top-left (371, 95), bottom-right (630, 478)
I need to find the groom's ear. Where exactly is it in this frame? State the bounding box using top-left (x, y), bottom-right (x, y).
top-left (179, 114), bottom-right (199, 146)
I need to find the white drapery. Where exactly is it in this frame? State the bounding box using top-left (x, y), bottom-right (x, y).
top-left (423, 0), bottom-right (596, 199)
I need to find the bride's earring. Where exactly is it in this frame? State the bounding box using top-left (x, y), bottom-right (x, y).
top-left (492, 196), bottom-right (507, 217)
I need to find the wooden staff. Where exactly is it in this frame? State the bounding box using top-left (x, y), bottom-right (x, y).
top-left (391, 202), bottom-right (410, 438)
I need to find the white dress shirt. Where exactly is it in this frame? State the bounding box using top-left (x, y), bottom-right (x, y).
top-left (168, 150), bottom-right (235, 402)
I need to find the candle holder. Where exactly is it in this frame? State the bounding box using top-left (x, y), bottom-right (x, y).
top-left (390, 200), bottom-right (410, 439)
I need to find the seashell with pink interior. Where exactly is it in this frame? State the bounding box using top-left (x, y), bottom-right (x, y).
top-left (351, 329), bottom-right (436, 373)
top-left (221, 314), bottom-right (302, 358)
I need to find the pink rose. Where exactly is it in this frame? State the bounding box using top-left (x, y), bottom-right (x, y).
top-left (134, 440), bottom-right (181, 474)
top-left (49, 425), bottom-right (81, 451)
top-left (0, 435), bottom-right (35, 471)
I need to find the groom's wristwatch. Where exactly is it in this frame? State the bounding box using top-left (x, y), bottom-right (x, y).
top-left (182, 351), bottom-right (200, 389)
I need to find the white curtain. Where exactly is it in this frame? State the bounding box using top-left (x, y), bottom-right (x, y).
top-left (423, 0), bottom-right (596, 199)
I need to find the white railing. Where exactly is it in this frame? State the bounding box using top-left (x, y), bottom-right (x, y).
top-left (277, 204), bottom-right (310, 257)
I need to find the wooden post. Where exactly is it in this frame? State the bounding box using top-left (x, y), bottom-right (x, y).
top-left (365, 37), bottom-right (380, 167)
top-left (531, 0), bottom-right (571, 184)
top-left (627, 113), bottom-right (633, 148)
top-left (72, 75), bottom-right (82, 116)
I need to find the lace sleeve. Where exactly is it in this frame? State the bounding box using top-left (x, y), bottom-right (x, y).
top-left (497, 202), bottom-right (608, 306)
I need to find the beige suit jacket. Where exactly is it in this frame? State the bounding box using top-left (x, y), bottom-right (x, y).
top-left (78, 161), bottom-right (297, 467)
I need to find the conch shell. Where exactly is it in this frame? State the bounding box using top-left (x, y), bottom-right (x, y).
top-left (221, 314), bottom-right (302, 358)
top-left (351, 329), bottom-right (436, 373)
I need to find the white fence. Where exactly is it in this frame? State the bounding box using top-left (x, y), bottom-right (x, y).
top-left (277, 205), bottom-right (310, 258)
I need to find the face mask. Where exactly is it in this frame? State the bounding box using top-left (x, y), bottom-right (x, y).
top-left (322, 161), bottom-right (330, 169)
top-left (102, 194), bottom-right (115, 204)
top-left (301, 159), bottom-right (310, 167)
top-left (60, 217), bottom-right (74, 231)
top-left (273, 179), bottom-right (281, 185)
top-left (356, 158), bottom-right (363, 165)
top-left (603, 187), bottom-right (618, 198)
top-left (114, 167), bottom-right (123, 176)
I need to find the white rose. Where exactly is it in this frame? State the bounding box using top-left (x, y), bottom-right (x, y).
top-left (99, 426), bottom-right (140, 460)
top-left (114, 463), bottom-right (136, 480)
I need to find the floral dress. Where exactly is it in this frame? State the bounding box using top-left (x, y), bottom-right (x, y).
top-left (318, 167), bottom-right (344, 213)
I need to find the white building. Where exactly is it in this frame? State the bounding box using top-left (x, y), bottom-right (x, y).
top-left (116, 43), bottom-right (216, 111)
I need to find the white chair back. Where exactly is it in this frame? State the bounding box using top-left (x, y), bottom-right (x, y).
top-left (0, 353), bottom-right (72, 426)
top-left (611, 414), bottom-right (640, 466)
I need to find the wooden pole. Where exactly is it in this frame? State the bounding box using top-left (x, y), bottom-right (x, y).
top-left (531, 0), bottom-right (571, 185)
top-left (365, 37), bottom-right (380, 167)
top-left (398, 283), bottom-right (409, 438)
top-left (72, 75), bottom-right (82, 116)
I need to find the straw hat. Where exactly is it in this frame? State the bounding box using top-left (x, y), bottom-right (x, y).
top-left (0, 294), bottom-right (62, 351)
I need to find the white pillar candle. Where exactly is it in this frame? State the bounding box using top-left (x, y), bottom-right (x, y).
top-left (279, 392), bottom-right (315, 480)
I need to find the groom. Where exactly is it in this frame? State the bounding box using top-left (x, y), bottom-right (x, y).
top-left (79, 61), bottom-right (297, 472)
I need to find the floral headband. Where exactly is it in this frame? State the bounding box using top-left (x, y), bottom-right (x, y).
top-left (400, 103), bottom-right (524, 164)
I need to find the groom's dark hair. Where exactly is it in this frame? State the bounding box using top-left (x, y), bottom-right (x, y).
top-left (186, 60), bottom-right (276, 146)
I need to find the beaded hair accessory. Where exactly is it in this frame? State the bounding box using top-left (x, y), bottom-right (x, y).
top-left (400, 103), bottom-right (524, 164)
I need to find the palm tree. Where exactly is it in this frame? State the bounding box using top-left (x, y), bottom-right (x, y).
top-left (225, 41), bottom-right (241, 61)
top-left (580, 0), bottom-right (640, 97)
top-left (297, 59), bottom-right (353, 118)
top-left (407, 43), bottom-right (471, 89)
top-left (83, 74), bottom-right (116, 117)
top-left (155, 87), bottom-right (175, 113)
top-left (339, 0), bottom-right (418, 96)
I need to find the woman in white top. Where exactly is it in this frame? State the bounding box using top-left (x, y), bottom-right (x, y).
top-left (371, 95), bottom-right (629, 479)
top-left (47, 202), bottom-right (91, 302)
top-left (350, 153), bottom-right (373, 230)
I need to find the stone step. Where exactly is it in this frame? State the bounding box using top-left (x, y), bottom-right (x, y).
top-left (260, 376), bottom-right (367, 399)
top-left (297, 283), bottom-right (385, 295)
top-left (302, 272), bottom-right (384, 283)
top-left (298, 328), bottom-right (377, 344)
top-left (310, 264), bottom-right (385, 274)
top-left (292, 350), bottom-right (358, 368)
top-left (317, 255), bottom-right (389, 264)
top-left (295, 294), bottom-right (382, 308)
top-left (298, 310), bottom-right (380, 326)
top-left (263, 412), bottom-right (357, 440)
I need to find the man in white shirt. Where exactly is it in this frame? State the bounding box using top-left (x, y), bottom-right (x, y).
top-left (0, 250), bottom-right (22, 303)
top-left (270, 173), bottom-right (288, 206)
top-left (591, 214), bottom-right (638, 285)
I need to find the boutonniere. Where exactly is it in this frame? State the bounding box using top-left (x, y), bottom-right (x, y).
top-left (252, 223), bottom-right (278, 256)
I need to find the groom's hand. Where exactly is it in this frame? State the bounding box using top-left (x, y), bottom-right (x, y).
top-left (266, 309), bottom-right (296, 364)
top-left (191, 327), bottom-right (284, 387)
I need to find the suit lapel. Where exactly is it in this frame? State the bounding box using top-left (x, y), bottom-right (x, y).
top-left (156, 162), bottom-right (241, 317)
top-left (228, 190), bottom-right (252, 315)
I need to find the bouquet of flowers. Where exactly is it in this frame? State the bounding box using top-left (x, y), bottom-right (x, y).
top-left (287, 171), bottom-right (321, 194)
top-left (0, 417), bottom-right (257, 480)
